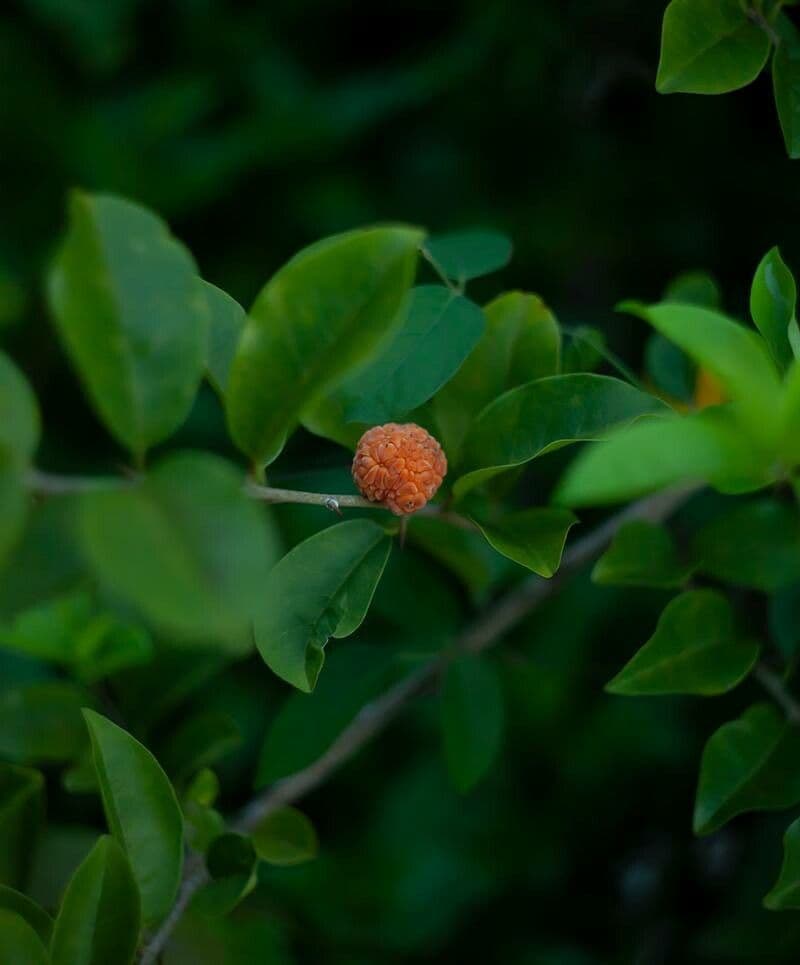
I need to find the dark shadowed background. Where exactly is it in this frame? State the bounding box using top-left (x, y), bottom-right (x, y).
top-left (2, 2), bottom-right (798, 962)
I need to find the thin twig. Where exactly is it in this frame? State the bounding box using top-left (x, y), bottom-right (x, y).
top-left (754, 663), bottom-right (800, 723)
top-left (27, 469), bottom-right (476, 530)
top-left (137, 482), bottom-right (697, 963)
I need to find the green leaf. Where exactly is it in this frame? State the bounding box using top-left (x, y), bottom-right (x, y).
top-left (160, 711), bottom-right (241, 783)
top-left (0, 350), bottom-right (39, 464)
top-left (227, 226), bottom-right (423, 467)
top-left (454, 374), bottom-right (666, 499)
top-left (441, 654), bottom-right (504, 792)
top-left (332, 285), bottom-right (485, 424)
top-left (256, 644), bottom-right (396, 786)
top-left (0, 909), bottom-right (50, 965)
top-left (73, 616), bottom-right (152, 684)
top-left (769, 583), bottom-right (800, 659)
top-left (83, 709), bottom-right (184, 925)
top-left (645, 334), bottom-right (696, 403)
top-left (203, 281), bottom-right (245, 398)
top-left (0, 682), bottom-right (90, 763)
top-left (0, 764), bottom-right (44, 888)
top-left (254, 520), bottom-right (392, 692)
top-left (50, 835), bottom-right (140, 965)
top-left (693, 499), bottom-right (800, 591)
top-left (621, 301), bottom-right (782, 437)
top-left (773, 14), bottom-right (800, 159)
top-left (765, 816), bottom-right (800, 909)
top-left (694, 703), bottom-right (800, 835)
top-left (555, 409), bottom-right (770, 507)
top-left (434, 291), bottom-right (561, 463)
top-left (561, 325), bottom-right (607, 375)
top-left (48, 192), bottom-right (209, 459)
top-left (663, 269), bottom-right (722, 308)
top-left (0, 887), bottom-right (52, 945)
top-left (80, 451), bottom-right (276, 643)
top-left (750, 247), bottom-right (796, 372)
top-left (423, 230), bottom-right (511, 284)
top-left (656, 0), bottom-right (770, 94)
top-left (192, 833), bottom-right (257, 918)
top-left (472, 508), bottom-right (577, 577)
top-left (252, 806), bottom-right (319, 866)
top-left (592, 520), bottom-right (692, 588)
top-left (606, 590), bottom-right (758, 696)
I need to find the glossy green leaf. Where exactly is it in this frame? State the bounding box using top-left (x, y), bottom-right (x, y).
top-left (160, 712), bottom-right (241, 783)
top-left (83, 709), bottom-right (184, 925)
top-left (434, 291), bottom-right (561, 462)
top-left (622, 301), bottom-right (782, 436)
top-left (252, 806), bottom-right (318, 866)
top-left (423, 230), bottom-right (511, 284)
top-left (773, 14), bottom-right (800, 159)
top-left (0, 909), bottom-right (49, 965)
top-left (48, 192), bottom-right (208, 458)
top-left (765, 816), bottom-right (800, 909)
top-left (750, 247), bottom-right (795, 372)
top-left (663, 269), bottom-right (721, 308)
top-left (769, 583), bottom-right (800, 659)
top-left (694, 703), bottom-right (800, 835)
top-left (592, 520), bottom-right (692, 588)
top-left (254, 519), bottom-right (392, 692)
top-left (0, 764), bottom-right (44, 888)
top-left (472, 508), bottom-right (577, 577)
top-left (693, 499), bottom-right (800, 591)
top-left (441, 654), bottom-right (504, 792)
top-left (454, 374), bottom-right (665, 499)
top-left (50, 835), bottom-right (140, 965)
top-left (555, 409), bottom-right (769, 506)
top-left (80, 451), bottom-right (276, 643)
top-left (203, 281), bottom-right (245, 397)
top-left (656, 0), bottom-right (770, 94)
top-left (0, 350), bottom-right (39, 464)
top-left (256, 644), bottom-right (396, 786)
top-left (607, 590), bottom-right (758, 696)
top-left (0, 682), bottom-right (90, 763)
top-left (0, 886), bottom-right (52, 945)
top-left (227, 226), bottom-right (423, 466)
top-left (333, 285), bottom-right (485, 424)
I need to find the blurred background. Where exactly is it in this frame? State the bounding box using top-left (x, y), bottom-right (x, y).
top-left (2, 1), bottom-right (799, 962)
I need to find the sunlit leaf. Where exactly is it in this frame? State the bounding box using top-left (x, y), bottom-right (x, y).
top-left (83, 710), bottom-right (184, 925)
top-left (434, 291), bottom-right (560, 462)
top-left (454, 374), bottom-right (665, 499)
top-left (48, 192), bottom-right (209, 459)
top-left (750, 247), bottom-right (795, 372)
top-left (228, 226), bottom-right (423, 466)
top-left (656, 0), bottom-right (770, 94)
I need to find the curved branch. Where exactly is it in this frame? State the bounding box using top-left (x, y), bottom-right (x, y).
top-left (138, 482), bottom-right (697, 963)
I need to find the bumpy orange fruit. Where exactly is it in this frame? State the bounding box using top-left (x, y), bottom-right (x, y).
top-left (352, 423), bottom-right (447, 515)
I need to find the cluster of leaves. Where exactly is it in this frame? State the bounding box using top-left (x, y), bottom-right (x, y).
top-left (0, 189), bottom-right (675, 961)
top-left (7, 180), bottom-right (800, 959)
top-left (559, 252), bottom-right (800, 911)
top-left (657, 0), bottom-right (800, 157)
